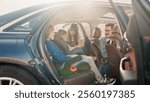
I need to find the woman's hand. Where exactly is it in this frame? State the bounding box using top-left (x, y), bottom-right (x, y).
top-left (75, 39), bottom-right (84, 48)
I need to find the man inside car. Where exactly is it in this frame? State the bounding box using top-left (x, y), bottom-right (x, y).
top-left (99, 23), bottom-right (114, 59)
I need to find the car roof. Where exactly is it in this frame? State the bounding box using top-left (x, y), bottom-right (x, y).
top-left (0, 0), bottom-right (132, 29)
top-left (50, 2), bottom-right (132, 25)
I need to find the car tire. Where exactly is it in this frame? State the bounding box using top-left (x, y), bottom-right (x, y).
top-left (0, 64), bottom-right (40, 85)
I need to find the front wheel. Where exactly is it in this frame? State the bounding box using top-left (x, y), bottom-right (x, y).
top-left (0, 64), bottom-right (40, 85)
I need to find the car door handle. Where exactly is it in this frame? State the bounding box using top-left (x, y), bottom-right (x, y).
top-left (120, 57), bottom-right (130, 71)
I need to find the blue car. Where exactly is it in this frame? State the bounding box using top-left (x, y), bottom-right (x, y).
top-left (0, 0), bottom-right (149, 85)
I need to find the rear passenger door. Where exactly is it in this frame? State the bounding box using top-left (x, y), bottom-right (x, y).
top-left (131, 0), bottom-right (150, 84)
top-left (110, 0), bottom-right (150, 84)
top-left (109, 0), bottom-right (137, 85)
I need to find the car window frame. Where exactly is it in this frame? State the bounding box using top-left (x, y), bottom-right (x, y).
top-left (3, 12), bottom-right (49, 34)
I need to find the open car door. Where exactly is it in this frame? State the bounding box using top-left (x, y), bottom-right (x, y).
top-left (127, 0), bottom-right (150, 84)
top-left (109, 0), bottom-right (150, 85)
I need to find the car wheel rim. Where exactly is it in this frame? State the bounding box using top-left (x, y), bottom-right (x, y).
top-left (0, 77), bottom-right (24, 85)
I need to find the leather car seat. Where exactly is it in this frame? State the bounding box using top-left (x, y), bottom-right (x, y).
top-left (91, 27), bottom-right (103, 67)
top-left (106, 39), bottom-right (124, 79)
top-left (46, 40), bottom-right (95, 85)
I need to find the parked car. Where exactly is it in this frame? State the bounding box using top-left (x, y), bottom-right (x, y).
top-left (0, 0), bottom-right (149, 85)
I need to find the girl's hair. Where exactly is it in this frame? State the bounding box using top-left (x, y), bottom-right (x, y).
top-left (67, 23), bottom-right (79, 46)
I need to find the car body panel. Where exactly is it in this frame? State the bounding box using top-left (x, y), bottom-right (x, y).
top-left (0, 33), bottom-right (32, 63)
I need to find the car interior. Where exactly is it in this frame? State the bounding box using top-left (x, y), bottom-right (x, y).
top-left (44, 23), bottom-right (126, 84)
top-left (44, 24), bottom-right (95, 85)
top-left (38, 2), bottom-right (143, 85)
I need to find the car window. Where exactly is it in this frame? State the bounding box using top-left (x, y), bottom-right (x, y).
top-left (111, 0), bottom-right (133, 34)
top-left (113, 0), bottom-right (133, 18)
top-left (6, 14), bottom-right (47, 33)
